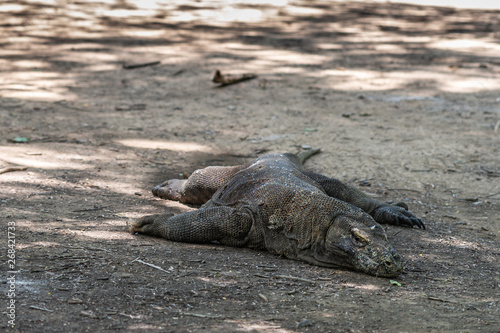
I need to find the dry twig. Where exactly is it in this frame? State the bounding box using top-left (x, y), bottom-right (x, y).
top-left (212, 69), bottom-right (257, 87)
top-left (130, 258), bottom-right (171, 274)
top-left (123, 61), bottom-right (160, 69)
top-left (0, 167), bottom-right (28, 174)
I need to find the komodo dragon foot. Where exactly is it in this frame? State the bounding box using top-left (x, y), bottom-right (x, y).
top-left (373, 202), bottom-right (425, 229)
top-left (130, 213), bottom-right (175, 237)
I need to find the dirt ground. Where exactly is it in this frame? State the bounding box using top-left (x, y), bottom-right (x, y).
top-left (1, 0), bottom-right (499, 332)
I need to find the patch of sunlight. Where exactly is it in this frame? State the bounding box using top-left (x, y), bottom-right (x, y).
top-left (2, 71), bottom-right (77, 101)
top-left (234, 0), bottom-right (288, 5)
top-left (59, 43), bottom-right (106, 51)
top-left (311, 68), bottom-right (500, 93)
top-left (0, 147), bottom-right (89, 170)
top-left (8, 72), bottom-right (59, 82)
top-left (169, 11), bottom-right (197, 22)
top-left (339, 282), bottom-right (381, 290)
top-left (363, 0), bottom-right (500, 10)
top-left (428, 39), bottom-right (500, 57)
top-left (312, 69), bottom-right (407, 91)
top-left (122, 30), bottom-right (166, 38)
top-left (316, 43), bottom-right (344, 51)
top-left (64, 52), bottom-right (118, 63)
top-left (219, 7), bottom-right (264, 22)
top-left (80, 230), bottom-right (133, 240)
top-left (283, 5), bottom-right (325, 16)
top-left (441, 78), bottom-right (500, 93)
top-left (374, 43), bottom-right (407, 53)
top-left (85, 178), bottom-right (143, 196)
top-left (0, 50), bottom-right (25, 57)
top-left (10, 60), bottom-right (49, 69)
top-left (17, 242), bottom-right (60, 249)
top-left (233, 321), bottom-right (293, 332)
top-left (0, 4), bottom-right (24, 12)
top-left (250, 49), bottom-right (328, 68)
top-left (98, 9), bottom-right (157, 18)
top-left (175, 7), bottom-right (265, 23)
top-left (116, 139), bottom-right (214, 152)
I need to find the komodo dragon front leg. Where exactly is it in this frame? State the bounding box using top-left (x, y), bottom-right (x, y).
top-left (304, 171), bottom-right (425, 229)
top-left (130, 206), bottom-right (255, 247)
top-left (152, 165), bottom-right (245, 205)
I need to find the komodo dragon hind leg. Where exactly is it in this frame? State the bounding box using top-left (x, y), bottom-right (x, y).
top-left (153, 165), bottom-right (245, 205)
top-left (130, 206), bottom-right (253, 246)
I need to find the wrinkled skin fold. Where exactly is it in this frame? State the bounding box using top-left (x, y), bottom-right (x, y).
top-left (130, 152), bottom-right (425, 277)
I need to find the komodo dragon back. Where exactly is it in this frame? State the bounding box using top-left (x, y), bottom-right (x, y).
top-left (130, 150), bottom-right (425, 277)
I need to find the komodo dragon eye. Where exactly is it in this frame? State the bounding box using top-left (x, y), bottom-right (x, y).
top-left (351, 228), bottom-right (369, 246)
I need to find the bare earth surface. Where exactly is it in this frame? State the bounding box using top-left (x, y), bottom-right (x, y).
top-left (1, 1), bottom-right (499, 332)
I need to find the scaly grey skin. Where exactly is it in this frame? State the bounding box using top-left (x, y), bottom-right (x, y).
top-left (130, 151), bottom-right (425, 277)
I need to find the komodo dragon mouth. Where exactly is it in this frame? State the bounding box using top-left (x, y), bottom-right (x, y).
top-left (130, 150), bottom-right (424, 277)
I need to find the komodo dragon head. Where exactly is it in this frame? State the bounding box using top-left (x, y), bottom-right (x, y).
top-left (300, 212), bottom-right (404, 277)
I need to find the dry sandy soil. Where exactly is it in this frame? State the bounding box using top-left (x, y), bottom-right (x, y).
top-left (1, 1), bottom-right (499, 332)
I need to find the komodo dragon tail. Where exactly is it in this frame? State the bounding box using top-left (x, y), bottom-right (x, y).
top-left (297, 148), bottom-right (321, 165)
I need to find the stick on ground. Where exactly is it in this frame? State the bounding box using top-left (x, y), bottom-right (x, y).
top-left (0, 167), bottom-right (28, 175)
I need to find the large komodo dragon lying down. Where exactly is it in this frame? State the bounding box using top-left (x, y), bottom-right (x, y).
top-left (130, 150), bottom-right (425, 277)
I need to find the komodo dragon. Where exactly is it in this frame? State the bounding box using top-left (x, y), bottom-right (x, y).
top-left (130, 150), bottom-right (425, 277)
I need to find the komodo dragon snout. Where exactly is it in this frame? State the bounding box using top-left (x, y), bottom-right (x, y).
top-left (131, 150), bottom-right (424, 278)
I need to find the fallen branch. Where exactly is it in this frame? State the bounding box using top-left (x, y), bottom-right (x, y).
top-left (212, 69), bottom-right (257, 87)
top-left (428, 296), bottom-right (456, 303)
top-left (123, 61), bottom-right (160, 70)
top-left (0, 167), bottom-right (28, 175)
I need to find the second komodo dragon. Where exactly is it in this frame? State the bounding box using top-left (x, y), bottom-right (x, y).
top-left (130, 150), bottom-right (425, 277)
